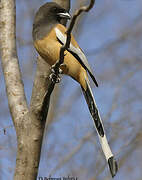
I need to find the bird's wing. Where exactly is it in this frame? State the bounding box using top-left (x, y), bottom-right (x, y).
top-left (55, 27), bottom-right (98, 87)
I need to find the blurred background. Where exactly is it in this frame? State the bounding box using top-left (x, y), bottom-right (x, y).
top-left (0, 0), bottom-right (142, 179)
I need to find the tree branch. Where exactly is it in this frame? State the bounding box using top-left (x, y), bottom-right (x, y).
top-left (0, 1), bottom-right (59, 180)
top-left (0, 1), bottom-right (42, 179)
top-left (0, 0), bottom-right (28, 130)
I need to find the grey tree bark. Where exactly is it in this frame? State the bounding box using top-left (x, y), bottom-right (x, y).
top-left (0, 0), bottom-right (70, 180)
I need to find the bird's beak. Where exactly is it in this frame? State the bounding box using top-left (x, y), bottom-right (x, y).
top-left (57, 12), bottom-right (71, 19)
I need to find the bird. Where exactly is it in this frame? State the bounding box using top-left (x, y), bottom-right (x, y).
top-left (32, 2), bottom-right (118, 177)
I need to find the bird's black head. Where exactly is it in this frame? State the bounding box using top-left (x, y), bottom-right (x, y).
top-left (33, 2), bottom-right (71, 27)
top-left (33, 2), bottom-right (71, 40)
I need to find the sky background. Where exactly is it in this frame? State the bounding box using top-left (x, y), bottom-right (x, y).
top-left (0, 0), bottom-right (142, 179)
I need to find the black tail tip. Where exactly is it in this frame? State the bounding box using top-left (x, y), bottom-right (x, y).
top-left (108, 156), bottom-right (118, 178)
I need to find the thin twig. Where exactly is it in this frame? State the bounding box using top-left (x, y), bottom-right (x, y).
top-left (54, 0), bottom-right (95, 72)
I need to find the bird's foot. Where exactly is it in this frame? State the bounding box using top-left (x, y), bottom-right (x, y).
top-left (49, 63), bottom-right (67, 83)
top-left (49, 73), bottom-right (61, 83)
top-left (50, 63), bottom-right (65, 74)
top-left (50, 64), bottom-right (62, 83)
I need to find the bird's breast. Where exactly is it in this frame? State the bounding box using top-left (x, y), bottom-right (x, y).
top-left (33, 27), bottom-right (85, 85)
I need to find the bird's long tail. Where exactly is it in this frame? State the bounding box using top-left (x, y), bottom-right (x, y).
top-left (81, 77), bottom-right (118, 177)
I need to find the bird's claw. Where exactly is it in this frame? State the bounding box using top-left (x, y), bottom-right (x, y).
top-left (49, 73), bottom-right (61, 83)
top-left (49, 63), bottom-right (66, 83)
top-left (50, 64), bottom-right (63, 74)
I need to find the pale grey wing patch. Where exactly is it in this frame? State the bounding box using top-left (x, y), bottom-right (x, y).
top-left (69, 45), bottom-right (93, 73)
top-left (55, 27), bottom-right (66, 44)
top-left (54, 27), bottom-right (93, 73)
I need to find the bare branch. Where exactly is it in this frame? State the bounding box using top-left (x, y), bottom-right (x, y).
top-left (0, 1), bottom-right (60, 180)
top-left (0, 0), bottom-right (28, 127)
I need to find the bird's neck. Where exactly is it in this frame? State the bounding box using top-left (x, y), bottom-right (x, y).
top-left (32, 22), bottom-right (57, 41)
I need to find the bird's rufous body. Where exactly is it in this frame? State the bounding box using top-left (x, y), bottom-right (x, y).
top-left (34, 24), bottom-right (88, 90)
